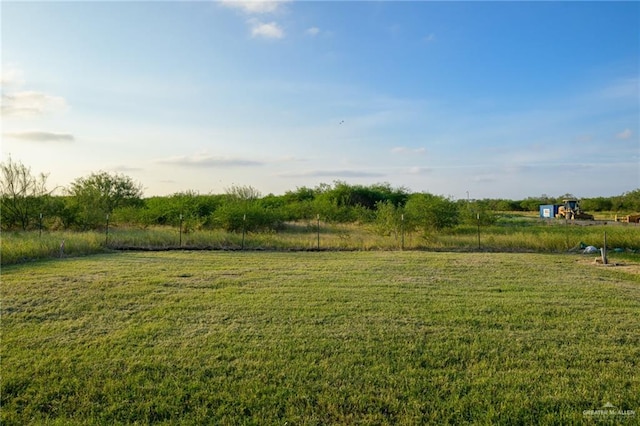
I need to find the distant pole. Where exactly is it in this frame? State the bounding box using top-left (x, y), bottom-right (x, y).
top-left (105, 214), bottom-right (110, 245)
top-left (401, 214), bottom-right (405, 251)
top-left (602, 231), bottom-right (608, 265)
top-left (241, 214), bottom-right (246, 250)
top-left (477, 213), bottom-right (481, 250)
top-left (316, 214), bottom-right (320, 250)
top-left (39, 213), bottom-right (43, 238)
top-left (179, 214), bottom-right (183, 246)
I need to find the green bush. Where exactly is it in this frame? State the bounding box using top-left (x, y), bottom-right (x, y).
top-left (404, 193), bottom-right (459, 233)
top-left (211, 203), bottom-right (284, 232)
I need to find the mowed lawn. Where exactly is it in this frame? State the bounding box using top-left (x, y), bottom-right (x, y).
top-left (2, 251), bottom-right (639, 425)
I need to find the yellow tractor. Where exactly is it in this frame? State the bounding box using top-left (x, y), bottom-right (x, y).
top-left (556, 199), bottom-right (594, 220)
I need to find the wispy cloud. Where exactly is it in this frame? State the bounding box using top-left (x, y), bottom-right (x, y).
top-left (423, 33), bottom-right (436, 43)
top-left (274, 155), bottom-right (308, 163)
top-left (248, 19), bottom-right (284, 39)
top-left (306, 27), bottom-right (320, 36)
top-left (3, 131), bottom-right (74, 142)
top-left (386, 24), bottom-right (401, 37)
top-left (406, 167), bottom-right (431, 175)
top-left (391, 146), bottom-right (426, 155)
top-left (1, 91), bottom-right (68, 118)
top-left (598, 77), bottom-right (639, 100)
top-left (277, 169), bottom-right (385, 178)
top-left (616, 128), bottom-right (633, 140)
top-left (219, 0), bottom-right (289, 14)
top-left (0, 65), bottom-right (25, 88)
top-left (112, 165), bottom-right (143, 172)
top-left (156, 154), bottom-right (264, 168)
top-left (472, 174), bottom-right (498, 183)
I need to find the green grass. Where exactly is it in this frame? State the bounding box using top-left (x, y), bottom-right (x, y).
top-left (0, 230), bottom-right (106, 265)
top-left (2, 251), bottom-right (639, 424)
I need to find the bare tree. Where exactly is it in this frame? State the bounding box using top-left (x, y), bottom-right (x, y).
top-left (225, 184), bottom-right (261, 202)
top-left (0, 157), bottom-right (50, 230)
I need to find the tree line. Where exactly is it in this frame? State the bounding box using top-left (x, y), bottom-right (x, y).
top-left (2, 157), bottom-right (639, 233)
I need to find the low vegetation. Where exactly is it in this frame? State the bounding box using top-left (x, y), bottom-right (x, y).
top-left (3, 219), bottom-right (639, 266)
top-left (2, 251), bottom-right (638, 424)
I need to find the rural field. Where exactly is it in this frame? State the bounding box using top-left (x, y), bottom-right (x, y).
top-left (2, 251), bottom-right (639, 424)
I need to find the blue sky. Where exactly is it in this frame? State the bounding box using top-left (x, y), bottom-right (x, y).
top-left (2, 1), bottom-right (638, 199)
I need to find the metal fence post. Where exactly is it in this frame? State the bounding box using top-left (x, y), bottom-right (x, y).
top-left (477, 213), bottom-right (481, 249)
top-left (105, 214), bottom-right (110, 246)
top-left (241, 214), bottom-right (246, 250)
top-left (401, 214), bottom-right (405, 251)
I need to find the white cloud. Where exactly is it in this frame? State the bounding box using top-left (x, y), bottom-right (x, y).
top-left (0, 66), bottom-right (68, 118)
top-left (249, 20), bottom-right (284, 39)
top-left (4, 131), bottom-right (74, 142)
top-left (616, 128), bottom-right (633, 140)
top-left (1, 91), bottom-right (68, 118)
top-left (218, 0), bottom-right (289, 14)
top-left (306, 27), bottom-right (320, 36)
top-left (220, 1), bottom-right (288, 40)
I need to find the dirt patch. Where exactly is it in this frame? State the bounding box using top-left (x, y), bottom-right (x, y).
top-left (576, 257), bottom-right (640, 275)
top-left (603, 263), bottom-right (640, 275)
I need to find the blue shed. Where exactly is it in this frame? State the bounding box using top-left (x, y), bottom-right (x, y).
top-left (539, 204), bottom-right (558, 219)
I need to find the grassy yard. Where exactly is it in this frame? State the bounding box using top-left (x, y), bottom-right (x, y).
top-left (2, 251), bottom-right (639, 424)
